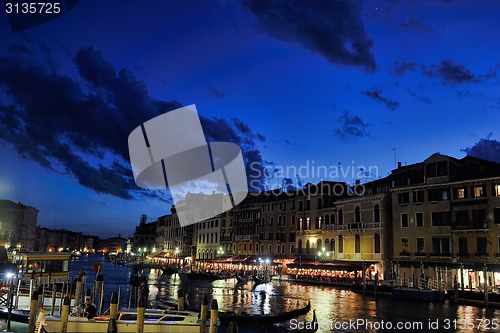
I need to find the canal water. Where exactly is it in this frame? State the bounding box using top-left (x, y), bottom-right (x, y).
top-left (53, 254), bottom-right (500, 332)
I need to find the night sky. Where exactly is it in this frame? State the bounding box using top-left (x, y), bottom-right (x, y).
top-left (1, 0), bottom-right (499, 238)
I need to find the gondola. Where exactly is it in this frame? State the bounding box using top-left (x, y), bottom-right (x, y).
top-left (235, 275), bottom-right (249, 284)
top-left (252, 275), bottom-right (271, 285)
top-left (218, 300), bottom-right (311, 324)
top-left (160, 266), bottom-right (179, 275)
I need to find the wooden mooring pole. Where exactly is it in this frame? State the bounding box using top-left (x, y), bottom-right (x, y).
top-left (27, 290), bottom-right (38, 333)
top-left (136, 296), bottom-right (146, 333)
top-left (209, 299), bottom-right (218, 333)
top-left (200, 295), bottom-right (208, 333)
top-left (107, 292), bottom-right (118, 333)
top-left (60, 296), bottom-right (70, 333)
top-left (178, 289), bottom-right (185, 311)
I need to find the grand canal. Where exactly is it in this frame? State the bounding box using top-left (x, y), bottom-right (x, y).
top-left (56, 254), bottom-right (499, 333)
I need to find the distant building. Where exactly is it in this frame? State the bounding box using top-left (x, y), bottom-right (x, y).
top-left (156, 211), bottom-right (192, 258)
top-left (101, 235), bottom-right (127, 253)
top-left (35, 227), bottom-right (83, 252)
top-left (133, 215), bottom-right (157, 254)
top-left (0, 200), bottom-right (38, 251)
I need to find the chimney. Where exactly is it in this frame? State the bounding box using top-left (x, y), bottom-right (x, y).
top-left (397, 162), bottom-right (402, 169)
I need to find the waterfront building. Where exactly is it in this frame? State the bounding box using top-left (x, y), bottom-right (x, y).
top-left (35, 227), bottom-right (84, 252)
top-left (100, 235), bottom-right (127, 253)
top-left (259, 191), bottom-right (298, 268)
top-left (195, 214), bottom-right (222, 260)
top-left (156, 209), bottom-right (195, 261)
top-left (219, 210), bottom-right (233, 257)
top-left (391, 154), bottom-right (500, 290)
top-left (232, 193), bottom-right (265, 257)
top-left (0, 200), bottom-right (38, 251)
top-left (132, 214), bottom-right (157, 254)
top-left (323, 178), bottom-right (391, 280)
top-left (295, 181), bottom-right (348, 259)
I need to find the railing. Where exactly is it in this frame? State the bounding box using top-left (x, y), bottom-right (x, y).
top-left (427, 278), bottom-right (446, 291)
top-left (348, 222), bottom-right (365, 230)
top-left (323, 222), bottom-right (383, 231)
top-left (297, 230), bottom-right (323, 235)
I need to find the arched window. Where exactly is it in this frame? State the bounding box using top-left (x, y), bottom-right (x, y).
top-left (306, 240), bottom-right (310, 254)
top-left (317, 239), bottom-right (322, 251)
top-left (338, 209), bottom-right (344, 225)
top-left (374, 204), bottom-right (380, 223)
top-left (355, 206), bottom-right (361, 223)
top-left (325, 214), bottom-right (330, 225)
top-left (298, 240), bottom-right (303, 254)
top-left (330, 238), bottom-right (335, 252)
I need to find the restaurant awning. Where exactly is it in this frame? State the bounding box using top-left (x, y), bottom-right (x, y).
top-left (287, 260), bottom-right (377, 272)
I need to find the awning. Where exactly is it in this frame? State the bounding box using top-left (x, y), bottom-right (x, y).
top-left (287, 260), bottom-right (374, 271)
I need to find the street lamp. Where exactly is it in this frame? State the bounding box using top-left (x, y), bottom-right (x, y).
top-left (217, 247), bottom-right (224, 258)
top-left (174, 247), bottom-right (180, 267)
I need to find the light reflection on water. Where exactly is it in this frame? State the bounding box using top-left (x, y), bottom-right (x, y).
top-left (71, 256), bottom-right (500, 333)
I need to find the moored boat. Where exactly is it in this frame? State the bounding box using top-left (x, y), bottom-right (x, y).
top-left (38, 308), bottom-right (210, 333)
top-left (235, 275), bottom-right (249, 284)
top-left (252, 275), bottom-right (270, 285)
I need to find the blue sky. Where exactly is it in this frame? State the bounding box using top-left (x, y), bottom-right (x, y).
top-left (1, 0), bottom-right (499, 238)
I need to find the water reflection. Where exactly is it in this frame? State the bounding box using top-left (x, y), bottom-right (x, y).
top-left (72, 256), bottom-right (500, 333)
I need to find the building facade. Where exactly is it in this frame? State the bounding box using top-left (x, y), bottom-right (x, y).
top-left (0, 200), bottom-right (38, 251)
top-left (391, 154), bottom-right (500, 289)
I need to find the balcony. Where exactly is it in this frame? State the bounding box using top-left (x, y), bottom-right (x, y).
top-left (452, 221), bottom-right (488, 231)
top-left (474, 252), bottom-right (489, 258)
top-left (415, 252), bottom-right (427, 257)
top-left (234, 235), bottom-right (253, 241)
top-left (431, 252), bottom-right (451, 257)
top-left (297, 230), bottom-right (323, 236)
top-left (348, 222), bottom-right (365, 230)
top-left (399, 251), bottom-right (410, 257)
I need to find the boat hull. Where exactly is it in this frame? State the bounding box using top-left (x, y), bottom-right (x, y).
top-left (42, 317), bottom-right (201, 333)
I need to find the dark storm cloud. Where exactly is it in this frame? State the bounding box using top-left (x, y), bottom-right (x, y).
top-left (334, 112), bottom-right (369, 141)
top-left (200, 117), bottom-right (267, 191)
top-left (392, 61), bottom-right (417, 76)
top-left (421, 59), bottom-right (494, 85)
top-left (462, 136), bottom-right (500, 163)
top-left (207, 86), bottom-right (224, 99)
top-left (0, 45), bottom-right (269, 197)
top-left (240, 0), bottom-right (376, 72)
top-left (361, 88), bottom-right (399, 110)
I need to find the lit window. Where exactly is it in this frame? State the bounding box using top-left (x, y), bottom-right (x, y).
top-left (456, 188), bottom-right (465, 199)
top-left (401, 238), bottom-right (409, 254)
top-left (495, 184), bottom-right (500, 197)
top-left (473, 185), bottom-right (485, 198)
